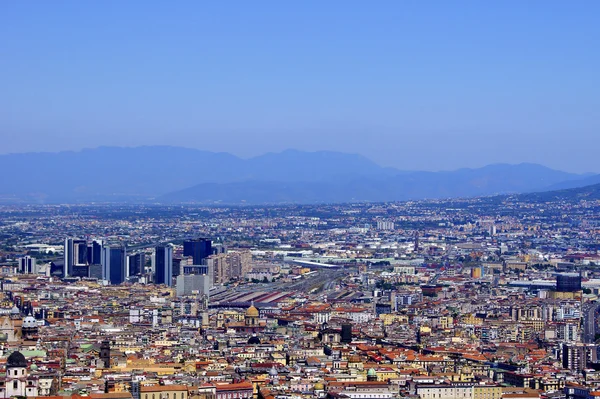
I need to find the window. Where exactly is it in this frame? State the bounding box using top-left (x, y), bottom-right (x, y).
top-left (14, 370), bottom-right (17, 376)
top-left (13, 381), bottom-right (18, 389)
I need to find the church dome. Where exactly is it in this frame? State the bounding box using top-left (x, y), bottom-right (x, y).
top-left (23, 315), bottom-right (37, 329)
top-left (246, 305), bottom-right (259, 318)
top-left (30, 364), bottom-right (38, 371)
top-left (7, 351), bottom-right (27, 368)
top-left (367, 368), bottom-right (377, 377)
top-left (10, 306), bottom-right (20, 315)
top-left (314, 382), bottom-right (325, 390)
top-left (247, 334), bottom-right (261, 345)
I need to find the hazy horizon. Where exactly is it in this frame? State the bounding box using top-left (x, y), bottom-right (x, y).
top-left (0, 145), bottom-right (597, 175)
top-left (2, 1), bottom-right (599, 173)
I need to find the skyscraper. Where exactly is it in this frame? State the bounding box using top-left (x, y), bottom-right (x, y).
top-left (18, 256), bottom-right (36, 274)
top-left (64, 237), bottom-right (74, 276)
top-left (183, 238), bottom-right (212, 265)
top-left (91, 240), bottom-right (103, 265)
top-left (64, 238), bottom-right (89, 277)
top-left (127, 252), bottom-right (145, 277)
top-left (154, 245), bottom-right (173, 286)
top-left (101, 245), bottom-right (126, 285)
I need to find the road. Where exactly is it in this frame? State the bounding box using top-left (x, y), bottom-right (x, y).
top-left (429, 273), bottom-right (441, 285)
top-left (582, 301), bottom-right (600, 343)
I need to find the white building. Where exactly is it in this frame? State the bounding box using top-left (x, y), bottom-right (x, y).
top-left (0, 351), bottom-right (39, 398)
top-left (416, 384), bottom-right (474, 399)
top-left (377, 221), bottom-right (395, 231)
top-left (18, 256), bottom-right (37, 274)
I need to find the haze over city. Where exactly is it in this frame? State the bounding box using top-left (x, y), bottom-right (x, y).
top-left (2, 1), bottom-right (599, 172)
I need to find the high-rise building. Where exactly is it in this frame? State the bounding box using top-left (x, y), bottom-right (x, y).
top-left (86, 244), bottom-right (93, 265)
top-left (183, 238), bottom-right (212, 265)
top-left (226, 251), bottom-right (252, 280)
top-left (557, 273), bottom-right (582, 292)
top-left (18, 256), bottom-right (36, 274)
top-left (64, 238), bottom-right (89, 277)
top-left (91, 240), bottom-right (103, 265)
top-left (101, 245), bottom-right (126, 285)
top-left (205, 255), bottom-right (225, 285)
top-left (414, 231), bottom-right (419, 252)
top-left (89, 264), bottom-right (103, 280)
top-left (127, 252), bottom-right (145, 277)
top-left (154, 246), bottom-right (173, 286)
top-left (377, 220), bottom-right (395, 231)
top-left (172, 258), bottom-right (183, 278)
top-left (182, 265), bottom-right (210, 275)
top-left (176, 274), bottom-right (211, 297)
top-left (562, 343), bottom-right (597, 371)
top-left (74, 240), bottom-right (88, 264)
top-left (205, 251), bottom-right (251, 285)
top-left (212, 243), bottom-right (227, 255)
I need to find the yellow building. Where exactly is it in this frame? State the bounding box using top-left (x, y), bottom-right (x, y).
top-left (520, 319), bottom-right (545, 332)
top-left (505, 262), bottom-right (527, 271)
top-left (141, 385), bottom-right (188, 399)
top-left (548, 290), bottom-right (582, 300)
top-left (379, 314), bottom-right (409, 326)
top-left (216, 310), bottom-right (244, 328)
top-left (462, 314), bottom-right (484, 326)
top-left (473, 385), bottom-right (502, 399)
top-left (366, 367), bottom-right (398, 381)
top-left (439, 316), bottom-right (454, 329)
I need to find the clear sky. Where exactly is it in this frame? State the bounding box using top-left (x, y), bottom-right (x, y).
top-left (1, 1), bottom-right (598, 172)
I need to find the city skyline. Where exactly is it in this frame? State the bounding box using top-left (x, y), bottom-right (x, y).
top-left (2, 190), bottom-right (600, 397)
top-left (2, 2), bottom-right (600, 394)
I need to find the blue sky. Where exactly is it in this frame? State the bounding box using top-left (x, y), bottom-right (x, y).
top-left (1, 1), bottom-right (598, 172)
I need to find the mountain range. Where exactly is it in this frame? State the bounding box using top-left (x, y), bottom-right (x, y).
top-left (0, 146), bottom-right (597, 204)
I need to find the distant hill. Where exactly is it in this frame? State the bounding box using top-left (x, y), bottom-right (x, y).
top-left (161, 163), bottom-right (590, 204)
top-left (0, 146), bottom-right (242, 203)
top-left (540, 174), bottom-right (600, 191)
top-left (0, 146), bottom-right (394, 203)
top-left (515, 182), bottom-right (600, 202)
top-left (0, 146), bottom-right (594, 204)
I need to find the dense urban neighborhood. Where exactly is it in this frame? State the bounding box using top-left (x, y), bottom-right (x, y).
top-left (0, 195), bottom-right (599, 399)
